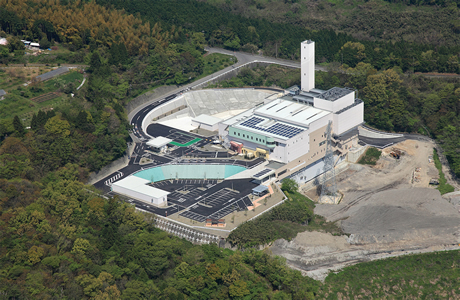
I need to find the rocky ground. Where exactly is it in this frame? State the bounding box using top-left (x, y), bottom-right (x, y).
top-left (269, 140), bottom-right (460, 281)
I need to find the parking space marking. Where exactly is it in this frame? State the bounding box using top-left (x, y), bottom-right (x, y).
top-left (179, 211), bottom-right (207, 222)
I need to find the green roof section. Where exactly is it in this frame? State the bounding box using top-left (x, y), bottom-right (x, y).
top-left (169, 138), bottom-right (201, 147)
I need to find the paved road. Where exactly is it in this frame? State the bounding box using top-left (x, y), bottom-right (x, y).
top-left (127, 46), bottom-right (327, 142)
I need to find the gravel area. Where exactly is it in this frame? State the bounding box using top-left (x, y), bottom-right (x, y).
top-left (269, 140), bottom-right (460, 281)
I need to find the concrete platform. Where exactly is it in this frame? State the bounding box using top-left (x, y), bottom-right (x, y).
top-left (183, 89), bottom-right (273, 117)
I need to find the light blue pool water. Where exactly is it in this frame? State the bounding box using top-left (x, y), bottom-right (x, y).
top-left (133, 164), bottom-right (247, 182)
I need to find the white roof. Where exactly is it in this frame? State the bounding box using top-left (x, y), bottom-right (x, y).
top-left (113, 176), bottom-right (170, 198)
top-left (222, 109), bottom-right (254, 126)
top-left (30, 42), bottom-right (40, 47)
top-left (254, 99), bottom-right (330, 127)
top-left (193, 114), bottom-right (222, 126)
top-left (147, 137), bottom-right (173, 148)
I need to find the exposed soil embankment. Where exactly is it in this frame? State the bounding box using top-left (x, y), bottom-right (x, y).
top-left (269, 140), bottom-right (460, 281)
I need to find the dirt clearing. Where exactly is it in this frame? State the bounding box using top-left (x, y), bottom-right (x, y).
top-left (269, 139), bottom-right (460, 280)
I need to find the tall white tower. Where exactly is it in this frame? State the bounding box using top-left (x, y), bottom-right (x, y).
top-left (301, 40), bottom-right (315, 92)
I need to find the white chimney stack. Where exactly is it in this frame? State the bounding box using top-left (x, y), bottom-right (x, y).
top-left (301, 40), bottom-right (315, 92)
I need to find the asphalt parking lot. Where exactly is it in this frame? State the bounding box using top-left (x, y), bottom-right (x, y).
top-left (109, 177), bottom-right (258, 221)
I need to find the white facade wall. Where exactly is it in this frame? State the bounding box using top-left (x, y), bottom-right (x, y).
top-left (271, 142), bottom-right (287, 163)
top-left (313, 97), bottom-right (334, 112)
top-left (191, 121), bottom-right (218, 131)
top-left (313, 91), bottom-right (355, 113)
top-left (142, 97), bottom-right (186, 135)
top-left (333, 102), bottom-right (364, 135)
top-left (285, 130), bottom-right (310, 163)
top-left (301, 41), bottom-right (315, 92)
top-left (111, 185), bottom-right (167, 206)
top-left (309, 113), bottom-right (333, 132)
top-left (218, 123), bottom-right (229, 139)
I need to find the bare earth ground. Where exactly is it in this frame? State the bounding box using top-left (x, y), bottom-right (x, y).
top-left (269, 140), bottom-right (460, 281)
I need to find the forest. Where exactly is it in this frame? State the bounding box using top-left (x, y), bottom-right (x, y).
top-left (0, 0), bottom-right (459, 298)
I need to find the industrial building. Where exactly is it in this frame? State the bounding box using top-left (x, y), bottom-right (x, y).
top-left (218, 40), bottom-right (364, 184)
top-left (111, 176), bottom-right (169, 206)
top-left (111, 39), bottom-right (365, 208)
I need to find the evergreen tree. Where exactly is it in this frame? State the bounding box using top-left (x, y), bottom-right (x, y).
top-left (13, 115), bottom-right (25, 137)
top-left (37, 110), bottom-right (47, 127)
top-left (30, 113), bottom-right (38, 130)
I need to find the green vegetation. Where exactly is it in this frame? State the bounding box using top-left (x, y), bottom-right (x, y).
top-left (0, 70), bottom-right (83, 122)
top-left (319, 250), bottom-right (460, 298)
top-left (200, 53), bottom-right (236, 79)
top-left (105, 0), bottom-right (460, 73)
top-left (228, 182), bottom-right (342, 248)
top-left (209, 64), bottom-right (300, 89)
top-left (358, 147), bottom-right (382, 165)
top-left (433, 149), bottom-right (455, 195)
top-left (0, 164), bottom-right (320, 299)
top-left (1, 0), bottom-right (460, 298)
top-left (203, 0), bottom-right (460, 47)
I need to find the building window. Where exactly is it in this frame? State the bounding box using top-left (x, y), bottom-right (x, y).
top-left (238, 133), bottom-right (240, 136)
top-left (251, 136), bottom-right (253, 140)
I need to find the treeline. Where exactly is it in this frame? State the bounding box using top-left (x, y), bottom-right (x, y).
top-left (203, 0), bottom-right (460, 49)
top-left (96, 0), bottom-right (460, 73)
top-left (0, 162), bottom-right (320, 299)
top-left (0, 0), bottom-right (151, 54)
top-left (319, 249), bottom-right (460, 298)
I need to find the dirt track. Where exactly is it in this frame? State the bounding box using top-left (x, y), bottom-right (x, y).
top-left (269, 140), bottom-right (460, 280)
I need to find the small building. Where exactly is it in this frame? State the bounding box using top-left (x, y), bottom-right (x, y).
top-left (0, 38), bottom-right (7, 46)
top-left (147, 136), bottom-right (173, 153)
top-left (111, 176), bottom-right (169, 206)
top-left (0, 89), bottom-right (6, 100)
top-left (30, 42), bottom-right (40, 49)
top-left (192, 114), bottom-right (222, 132)
top-left (252, 185), bottom-right (269, 196)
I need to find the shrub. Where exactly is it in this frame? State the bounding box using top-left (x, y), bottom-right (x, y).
top-left (358, 147), bottom-right (381, 165)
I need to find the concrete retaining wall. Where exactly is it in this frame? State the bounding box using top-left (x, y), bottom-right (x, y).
top-left (347, 145), bottom-right (369, 163)
top-left (358, 126), bottom-right (404, 139)
top-left (159, 108), bottom-right (191, 122)
top-left (126, 85), bottom-right (177, 115)
top-left (153, 216), bottom-right (222, 244)
top-left (142, 98), bottom-right (187, 134)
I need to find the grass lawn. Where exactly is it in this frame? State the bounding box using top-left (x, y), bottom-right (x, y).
top-left (0, 70), bottom-right (83, 123)
top-left (198, 53), bottom-right (236, 79)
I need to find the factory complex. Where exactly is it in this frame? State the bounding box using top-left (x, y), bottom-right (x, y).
top-left (103, 40), bottom-right (366, 224)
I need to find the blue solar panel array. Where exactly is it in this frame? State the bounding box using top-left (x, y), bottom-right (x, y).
top-left (240, 117), bottom-right (303, 139)
top-left (253, 168), bottom-right (272, 178)
top-left (240, 117), bottom-right (264, 127)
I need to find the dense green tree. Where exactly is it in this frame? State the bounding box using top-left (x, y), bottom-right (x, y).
top-left (12, 115), bottom-right (25, 137)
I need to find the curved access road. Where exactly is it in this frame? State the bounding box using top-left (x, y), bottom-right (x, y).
top-left (128, 47), bottom-right (326, 142)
